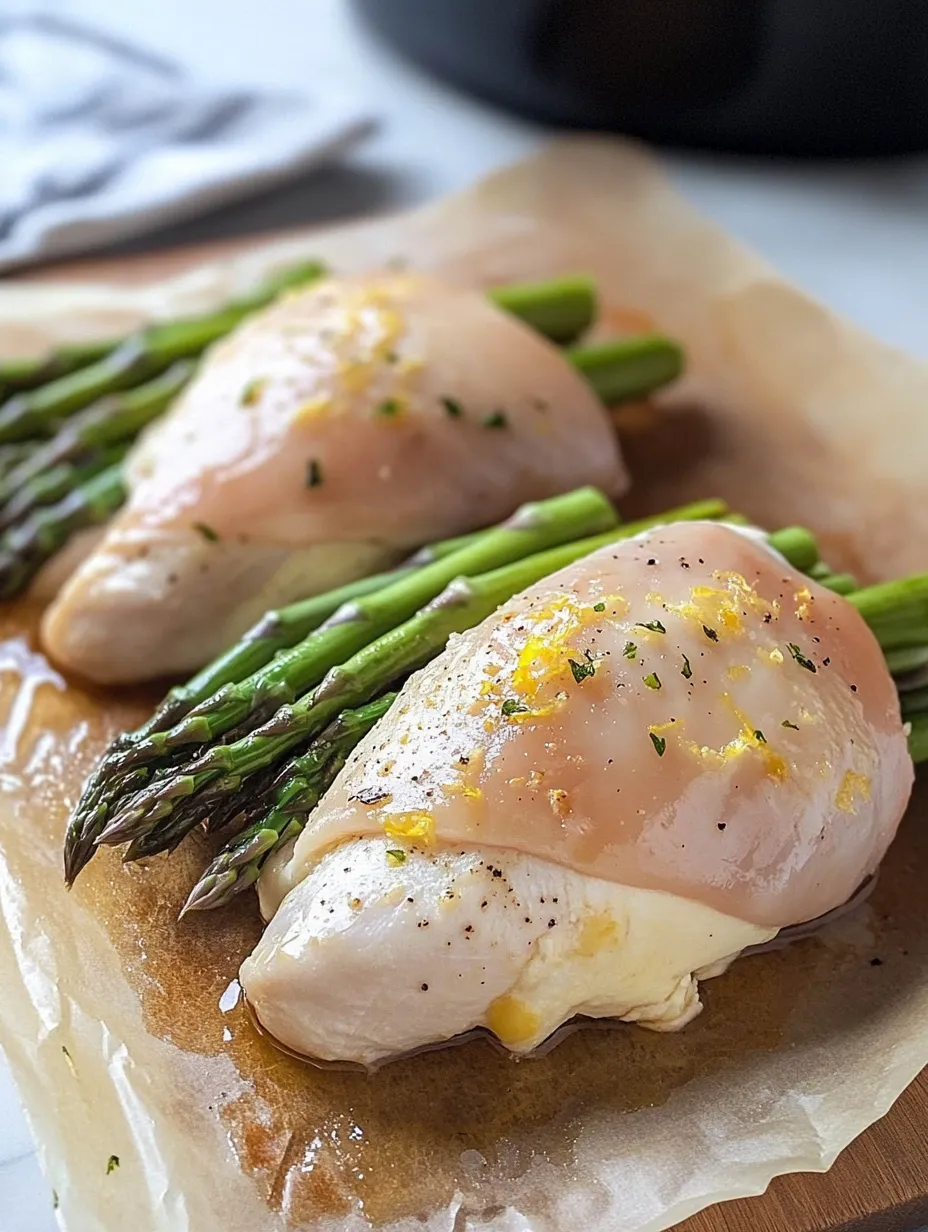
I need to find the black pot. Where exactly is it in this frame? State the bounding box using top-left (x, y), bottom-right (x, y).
top-left (355, 0), bottom-right (928, 156)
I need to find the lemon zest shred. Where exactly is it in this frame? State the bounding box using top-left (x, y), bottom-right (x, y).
top-left (835, 770), bottom-right (871, 814)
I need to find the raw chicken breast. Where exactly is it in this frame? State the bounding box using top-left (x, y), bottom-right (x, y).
top-left (242, 522), bottom-right (912, 1063)
top-left (41, 272), bottom-right (625, 684)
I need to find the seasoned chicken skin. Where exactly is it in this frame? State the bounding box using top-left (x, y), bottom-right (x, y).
top-left (242, 522), bottom-right (912, 1064)
top-left (41, 273), bottom-right (625, 684)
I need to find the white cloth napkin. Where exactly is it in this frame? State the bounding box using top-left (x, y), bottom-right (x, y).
top-left (0, 12), bottom-right (375, 271)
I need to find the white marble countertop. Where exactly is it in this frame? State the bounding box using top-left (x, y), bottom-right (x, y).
top-left (4, 0), bottom-right (928, 1227)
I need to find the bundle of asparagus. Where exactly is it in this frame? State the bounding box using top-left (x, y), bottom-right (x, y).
top-left (62, 485), bottom-right (928, 919)
top-left (0, 270), bottom-right (684, 598)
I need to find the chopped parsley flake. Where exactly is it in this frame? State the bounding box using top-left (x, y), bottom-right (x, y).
top-left (643, 672), bottom-right (662, 690)
top-left (568, 652), bottom-right (597, 683)
top-left (623, 641), bottom-right (637, 659)
top-left (753, 729), bottom-right (767, 743)
top-left (703, 624), bottom-right (719, 642)
top-left (306, 459), bottom-right (323, 488)
top-left (385, 849), bottom-right (406, 866)
top-left (385, 350), bottom-right (399, 363)
top-left (376, 398), bottom-right (401, 417)
top-left (239, 377), bottom-right (265, 406)
top-left (681, 654), bottom-right (692, 680)
top-left (593, 602), bottom-right (606, 612)
top-left (650, 732), bottom-right (666, 757)
top-left (106, 1155), bottom-right (120, 1175)
top-left (482, 410), bottom-right (508, 429)
top-left (787, 642), bottom-right (817, 672)
top-left (636, 619), bottom-right (666, 634)
top-left (441, 396), bottom-right (463, 418)
top-left (782, 719), bottom-right (800, 730)
top-left (193, 522), bottom-right (219, 542)
top-left (502, 698), bottom-right (529, 716)
top-left (53, 1191), bottom-right (59, 1210)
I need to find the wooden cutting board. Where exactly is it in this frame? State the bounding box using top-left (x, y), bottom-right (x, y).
top-left (17, 234), bottom-right (928, 1232)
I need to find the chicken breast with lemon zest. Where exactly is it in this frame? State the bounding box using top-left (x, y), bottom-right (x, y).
top-left (42, 272), bottom-right (625, 684)
top-left (242, 521), bottom-right (912, 1063)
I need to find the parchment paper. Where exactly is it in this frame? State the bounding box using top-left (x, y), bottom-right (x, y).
top-left (0, 136), bottom-right (926, 1232)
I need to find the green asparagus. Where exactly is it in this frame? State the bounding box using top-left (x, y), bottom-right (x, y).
top-left (180, 693), bottom-right (396, 914)
top-left (489, 276), bottom-right (595, 345)
top-left (886, 645), bottom-right (928, 678)
top-left (139, 531), bottom-right (486, 741)
top-left (0, 262), bottom-right (327, 444)
top-left (63, 486), bottom-right (621, 879)
top-left (0, 338), bottom-right (120, 398)
top-left (848, 576), bottom-right (928, 652)
top-left (908, 714), bottom-right (928, 764)
top-left (0, 462), bottom-right (125, 599)
top-left (0, 445), bottom-right (129, 531)
top-left (92, 499), bottom-right (729, 853)
top-left (567, 335), bottom-right (684, 405)
top-left (0, 361), bottom-right (195, 516)
top-left (94, 488), bottom-right (618, 784)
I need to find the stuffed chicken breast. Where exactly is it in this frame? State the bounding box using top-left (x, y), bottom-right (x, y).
top-left (42, 273), bottom-right (625, 684)
top-left (242, 521), bottom-right (913, 1066)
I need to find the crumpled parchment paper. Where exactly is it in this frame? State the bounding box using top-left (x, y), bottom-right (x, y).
top-left (0, 137), bottom-right (926, 1232)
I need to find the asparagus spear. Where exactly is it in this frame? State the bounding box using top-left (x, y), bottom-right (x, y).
top-left (64, 487), bottom-right (621, 878)
top-left (0, 262), bottom-right (327, 444)
top-left (0, 463), bottom-right (125, 599)
top-left (0, 444), bottom-right (36, 480)
top-left (179, 693), bottom-right (397, 914)
top-left (138, 531), bottom-right (486, 741)
top-left (92, 499), bottom-right (729, 852)
top-left (0, 338), bottom-right (120, 397)
top-left (848, 576), bottom-right (928, 651)
top-left (765, 526), bottom-right (819, 573)
top-left (908, 714), bottom-right (928, 764)
top-left (95, 487), bottom-right (618, 778)
top-left (489, 276), bottom-right (595, 345)
top-left (0, 445), bottom-right (129, 530)
top-left (886, 645), bottom-right (928, 677)
top-left (567, 335), bottom-right (684, 405)
top-left (0, 273), bottom-right (593, 408)
top-left (0, 361), bottom-right (195, 517)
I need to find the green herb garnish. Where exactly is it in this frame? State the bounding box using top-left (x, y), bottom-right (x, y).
top-left (306, 459), bottom-right (323, 489)
top-left (636, 619), bottom-right (666, 634)
top-left (643, 672), bottom-right (662, 690)
top-left (239, 377), bottom-right (266, 406)
top-left (106, 1155), bottom-right (120, 1175)
top-left (193, 522), bottom-right (219, 542)
top-left (753, 729), bottom-right (767, 743)
top-left (376, 398), bottom-right (401, 417)
top-left (649, 732), bottom-right (666, 757)
top-left (441, 396), bottom-right (463, 418)
top-left (781, 719), bottom-right (800, 730)
top-left (593, 602), bottom-right (606, 613)
top-left (703, 625), bottom-right (719, 642)
top-left (502, 698), bottom-right (529, 716)
top-left (681, 654), bottom-right (692, 680)
top-left (787, 642), bottom-right (817, 672)
top-left (483, 410), bottom-right (508, 429)
top-left (623, 641), bottom-right (637, 659)
top-left (569, 652), bottom-right (597, 683)
top-left (386, 849), bottom-right (407, 866)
